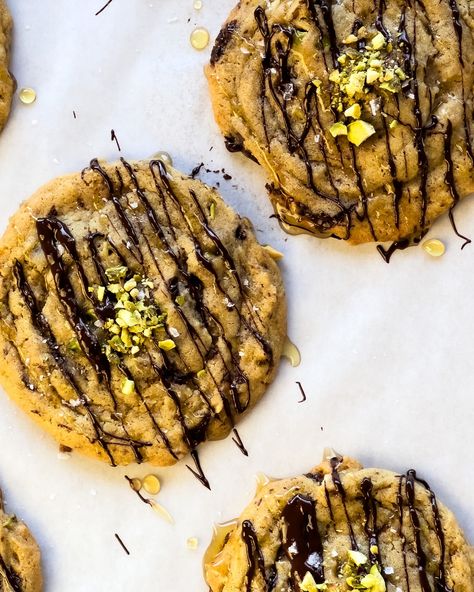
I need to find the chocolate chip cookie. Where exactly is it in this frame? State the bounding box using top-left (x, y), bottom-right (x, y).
top-left (0, 0), bottom-right (13, 133)
top-left (0, 158), bottom-right (286, 468)
top-left (204, 452), bottom-right (474, 591)
top-left (206, 0), bottom-right (474, 245)
top-left (0, 488), bottom-right (42, 592)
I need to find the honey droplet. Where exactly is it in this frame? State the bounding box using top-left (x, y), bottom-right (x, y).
top-left (187, 536), bottom-right (199, 550)
top-left (255, 472), bottom-right (271, 494)
top-left (282, 337), bottom-right (301, 367)
top-left (151, 151), bottom-right (173, 166)
top-left (422, 239), bottom-right (445, 257)
top-left (203, 519), bottom-right (238, 570)
top-left (143, 474), bottom-right (161, 496)
top-left (19, 87), bottom-right (37, 105)
top-left (190, 27), bottom-right (210, 51)
top-left (193, 0), bottom-right (203, 8)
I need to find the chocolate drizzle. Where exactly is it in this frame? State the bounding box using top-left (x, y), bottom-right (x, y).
top-left (239, 464), bottom-right (453, 589)
top-left (0, 553), bottom-right (22, 592)
top-left (444, 120), bottom-right (471, 248)
top-left (11, 157), bottom-right (273, 480)
top-left (281, 495), bottom-right (325, 584)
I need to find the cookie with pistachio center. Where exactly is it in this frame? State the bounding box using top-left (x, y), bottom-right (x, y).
top-left (0, 489), bottom-right (42, 592)
top-left (204, 453), bottom-right (474, 591)
top-left (0, 158), bottom-right (286, 468)
top-left (206, 0), bottom-right (474, 245)
top-left (0, 0), bottom-right (13, 133)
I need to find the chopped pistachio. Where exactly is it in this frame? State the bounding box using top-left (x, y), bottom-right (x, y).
top-left (370, 32), bottom-right (386, 50)
top-left (346, 71), bottom-right (366, 97)
top-left (366, 68), bottom-right (380, 84)
top-left (342, 34), bottom-right (358, 44)
top-left (97, 286), bottom-right (106, 302)
top-left (347, 120), bottom-right (376, 146)
top-left (67, 338), bottom-right (81, 353)
top-left (175, 295), bottom-right (185, 306)
top-left (105, 266), bottom-right (128, 281)
top-left (124, 278), bottom-right (137, 292)
top-left (209, 201), bottom-right (216, 220)
top-left (329, 69), bottom-right (341, 83)
top-left (370, 545), bottom-right (379, 555)
top-left (196, 369), bottom-right (206, 379)
top-left (122, 379), bottom-right (135, 396)
top-left (158, 339), bottom-right (176, 351)
top-left (344, 103), bottom-right (361, 119)
top-left (348, 550), bottom-right (368, 566)
top-left (301, 572), bottom-right (327, 592)
top-left (360, 565), bottom-right (386, 592)
top-left (389, 119), bottom-right (398, 129)
top-left (329, 122), bottom-right (348, 137)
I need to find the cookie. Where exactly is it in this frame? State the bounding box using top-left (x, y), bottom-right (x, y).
top-left (0, 158), bottom-right (286, 469)
top-left (0, 489), bottom-right (42, 592)
top-left (204, 452), bottom-right (474, 591)
top-left (0, 0), bottom-right (13, 133)
top-left (206, 0), bottom-right (474, 245)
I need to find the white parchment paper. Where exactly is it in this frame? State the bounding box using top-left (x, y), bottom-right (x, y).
top-left (0, 1), bottom-right (473, 590)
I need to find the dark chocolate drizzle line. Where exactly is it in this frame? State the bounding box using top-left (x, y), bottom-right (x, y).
top-left (254, 6), bottom-right (350, 232)
top-left (231, 428), bottom-right (249, 456)
top-left (0, 553), bottom-right (22, 592)
top-left (405, 470), bottom-right (432, 592)
top-left (360, 478), bottom-right (384, 571)
top-left (444, 120), bottom-right (471, 248)
top-left (330, 456), bottom-right (358, 549)
top-left (281, 494), bottom-right (325, 584)
top-left (114, 533), bottom-right (130, 556)
top-left (413, 474), bottom-right (452, 592)
top-left (12, 261), bottom-right (147, 466)
top-left (36, 217), bottom-right (110, 381)
top-left (397, 475), bottom-right (411, 592)
top-left (296, 381), bottom-right (307, 403)
top-left (377, 238), bottom-right (410, 263)
top-left (242, 520), bottom-right (268, 592)
top-left (111, 129), bottom-right (121, 152)
top-left (187, 450), bottom-right (211, 490)
top-left (35, 216), bottom-right (145, 463)
top-left (95, 0), bottom-right (113, 15)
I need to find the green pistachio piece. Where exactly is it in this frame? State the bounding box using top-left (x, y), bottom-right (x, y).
top-left (158, 339), bottom-right (176, 351)
top-left (370, 32), bottom-right (386, 50)
top-left (105, 266), bottom-right (128, 281)
top-left (347, 120), bottom-right (376, 146)
top-left (329, 122), bottom-right (348, 137)
top-left (344, 103), bottom-right (361, 119)
top-left (348, 549), bottom-right (368, 566)
top-left (122, 379), bottom-right (135, 396)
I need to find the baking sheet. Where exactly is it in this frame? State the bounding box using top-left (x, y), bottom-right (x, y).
top-left (0, 1), bottom-right (473, 590)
